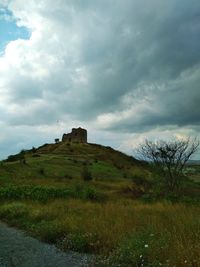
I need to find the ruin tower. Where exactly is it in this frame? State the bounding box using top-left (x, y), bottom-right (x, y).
top-left (62, 127), bottom-right (87, 143)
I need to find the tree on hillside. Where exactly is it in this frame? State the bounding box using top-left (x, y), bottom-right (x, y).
top-left (137, 138), bottom-right (199, 192)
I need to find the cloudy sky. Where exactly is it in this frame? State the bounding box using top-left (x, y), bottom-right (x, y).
top-left (0, 0), bottom-right (200, 159)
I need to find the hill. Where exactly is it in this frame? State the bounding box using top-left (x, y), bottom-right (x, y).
top-left (0, 142), bottom-right (200, 266)
top-left (1, 141), bottom-right (146, 184)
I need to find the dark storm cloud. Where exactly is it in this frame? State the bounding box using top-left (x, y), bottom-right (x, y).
top-left (0, 0), bottom-right (200, 159)
top-left (67, 0), bottom-right (200, 126)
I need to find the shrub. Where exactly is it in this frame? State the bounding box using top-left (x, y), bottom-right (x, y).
top-left (6, 154), bottom-right (22, 162)
top-left (31, 147), bottom-right (37, 153)
top-left (82, 167), bottom-right (93, 181)
top-left (132, 174), bottom-right (153, 192)
top-left (32, 154), bottom-right (41, 158)
top-left (0, 185), bottom-right (106, 202)
top-left (64, 174), bottom-right (73, 179)
top-left (83, 187), bottom-right (96, 200)
top-left (0, 186), bottom-right (73, 202)
top-left (38, 167), bottom-right (45, 176)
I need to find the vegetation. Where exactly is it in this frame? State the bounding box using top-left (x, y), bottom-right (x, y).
top-left (0, 141), bottom-right (200, 266)
top-left (82, 167), bottom-right (93, 181)
top-left (137, 138), bottom-right (199, 192)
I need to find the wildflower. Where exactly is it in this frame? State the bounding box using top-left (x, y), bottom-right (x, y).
top-left (144, 244), bottom-right (149, 248)
top-left (140, 255), bottom-right (143, 258)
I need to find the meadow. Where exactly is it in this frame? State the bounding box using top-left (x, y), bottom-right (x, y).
top-left (0, 143), bottom-right (200, 266)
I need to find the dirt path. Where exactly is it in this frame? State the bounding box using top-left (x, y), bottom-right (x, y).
top-left (0, 222), bottom-right (91, 267)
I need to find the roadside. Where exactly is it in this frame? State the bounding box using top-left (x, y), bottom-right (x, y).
top-left (0, 222), bottom-right (91, 267)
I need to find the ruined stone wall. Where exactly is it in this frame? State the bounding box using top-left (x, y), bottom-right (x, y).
top-left (62, 127), bottom-right (87, 143)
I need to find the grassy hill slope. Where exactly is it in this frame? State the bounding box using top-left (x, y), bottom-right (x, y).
top-left (1, 142), bottom-right (200, 266)
top-left (1, 142), bottom-right (146, 185)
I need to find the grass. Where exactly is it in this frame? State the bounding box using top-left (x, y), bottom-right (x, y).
top-left (0, 184), bottom-right (106, 202)
top-left (0, 142), bottom-right (200, 266)
top-left (0, 200), bottom-right (200, 266)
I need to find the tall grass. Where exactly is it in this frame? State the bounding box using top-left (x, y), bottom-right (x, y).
top-left (0, 200), bottom-right (200, 266)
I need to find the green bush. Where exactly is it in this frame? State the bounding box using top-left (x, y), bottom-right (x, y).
top-left (83, 187), bottom-right (106, 202)
top-left (32, 154), bottom-right (40, 158)
top-left (64, 174), bottom-right (73, 179)
top-left (0, 186), bottom-right (74, 202)
top-left (82, 167), bottom-right (93, 181)
top-left (0, 185), bottom-right (106, 202)
top-left (132, 174), bottom-right (152, 191)
top-left (38, 167), bottom-right (45, 176)
top-left (6, 154), bottom-right (23, 162)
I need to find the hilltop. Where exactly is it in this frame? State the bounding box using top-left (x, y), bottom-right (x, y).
top-left (2, 141), bottom-right (146, 184)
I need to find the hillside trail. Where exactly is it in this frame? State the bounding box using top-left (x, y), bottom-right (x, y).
top-left (0, 222), bottom-right (91, 267)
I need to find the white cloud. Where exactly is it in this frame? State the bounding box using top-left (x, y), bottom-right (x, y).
top-left (0, 0), bottom-right (199, 159)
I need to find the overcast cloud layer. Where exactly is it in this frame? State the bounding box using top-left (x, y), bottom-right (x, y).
top-left (0, 0), bottom-right (200, 158)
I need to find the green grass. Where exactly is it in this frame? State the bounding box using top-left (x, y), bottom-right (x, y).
top-left (0, 200), bottom-right (200, 266)
top-left (0, 184), bottom-right (106, 202)
top-left (0, 142), bottom-right (200, 266)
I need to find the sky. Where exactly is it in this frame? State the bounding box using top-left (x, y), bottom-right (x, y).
top-left (0, 0), bottom-right (199, 159)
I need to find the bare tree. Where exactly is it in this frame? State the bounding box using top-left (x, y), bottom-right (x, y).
top-left (137, 138), bottom-right (199, 192)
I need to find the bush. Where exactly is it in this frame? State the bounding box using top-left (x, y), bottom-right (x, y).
top-left (38, 167), bottom-right (45, 176)
top-left (64, 174), bottom-right (73, 179)
top-left (31, 147), bottom-right (37, 153)
top-left (0, 186), bottom-right (74, 202)
top-left (82, 167), bottom-right (93, 181)
top-left (32, 154), bottom-right (40, 158)
top-left (0, 185), bottom-right (106, 203)
top-left (132, 174), bottom-right (150, 187)
top-left (6, 153), bottom-right (24, 162)
top-left (83, 187), bottom-right (106, 202)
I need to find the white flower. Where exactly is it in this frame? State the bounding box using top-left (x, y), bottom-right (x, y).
top-left (144, 244), bottom-right (149, 248)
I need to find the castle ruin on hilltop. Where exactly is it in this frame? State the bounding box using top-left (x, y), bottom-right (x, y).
top-left (62, 127), bottom-right (87, 143)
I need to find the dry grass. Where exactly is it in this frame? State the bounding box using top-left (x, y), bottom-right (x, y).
top-left (1, 199), bottom-right (200, 266)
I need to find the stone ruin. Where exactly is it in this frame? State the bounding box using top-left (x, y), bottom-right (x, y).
top-left (62, 127), bottom-right (87, 143)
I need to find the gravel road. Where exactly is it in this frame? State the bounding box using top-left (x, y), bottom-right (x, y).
top-left (0, 222), bottom-right (91, 267)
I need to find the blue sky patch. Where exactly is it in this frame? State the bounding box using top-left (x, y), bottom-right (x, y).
top-left (0, 8), bottom-right (30, 53)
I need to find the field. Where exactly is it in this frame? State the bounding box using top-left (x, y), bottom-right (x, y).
top-left (0, 142), bottom-right (200, 266)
